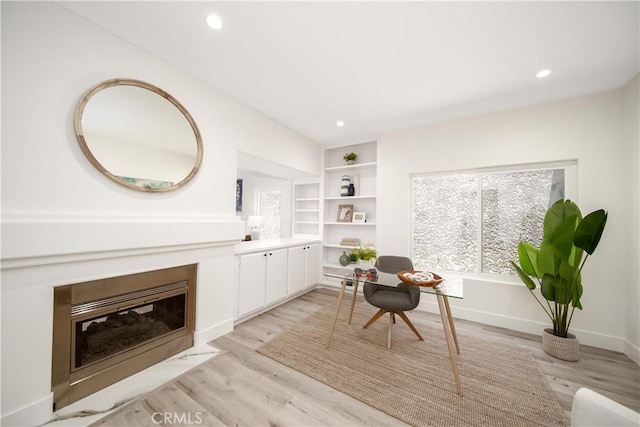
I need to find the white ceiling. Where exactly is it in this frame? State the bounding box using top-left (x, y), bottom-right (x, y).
top-left (60, 1), bottom-right (639, 145)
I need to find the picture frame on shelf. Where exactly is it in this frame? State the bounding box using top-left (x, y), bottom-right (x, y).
top-left (352, 212), bottom-right (366, 223)
top-left (337, 204), bottom-right (354, 222)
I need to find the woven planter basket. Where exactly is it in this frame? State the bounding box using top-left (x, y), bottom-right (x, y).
top-left (542, 328), bottom-right (579, 361)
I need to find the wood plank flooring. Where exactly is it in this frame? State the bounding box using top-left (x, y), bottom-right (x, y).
top-left (95, 287), bottom-right (639, 426)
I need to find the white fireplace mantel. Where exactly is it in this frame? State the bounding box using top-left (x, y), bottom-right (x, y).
top-left (1, 212), bottom-right (244, 426)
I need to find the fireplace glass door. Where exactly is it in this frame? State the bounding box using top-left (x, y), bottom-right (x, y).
top-left (73, 291), bottom-right (186, 370)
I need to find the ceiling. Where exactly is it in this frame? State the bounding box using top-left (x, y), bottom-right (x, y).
top-left (60, 1), bottom-right (639, 145)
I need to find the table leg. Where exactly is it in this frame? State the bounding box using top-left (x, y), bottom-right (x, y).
top-left (443, 295), bottom-right (460, 354)
top-left (326, 278), bottom-right (349, 347)
top-left (348, 279), bottom-right (360, 324)
top-left (436, 293), bottom-right (463, 397)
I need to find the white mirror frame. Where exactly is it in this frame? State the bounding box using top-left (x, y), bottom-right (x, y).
top-left (74, 78), bottom-right (203, 192)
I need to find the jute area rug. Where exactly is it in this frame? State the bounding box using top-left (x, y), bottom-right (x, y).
top-left (257, 303), bottom-right (568, 427)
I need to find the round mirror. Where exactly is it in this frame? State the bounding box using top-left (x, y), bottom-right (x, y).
top-left (75, 78), bottom-right (203, 192)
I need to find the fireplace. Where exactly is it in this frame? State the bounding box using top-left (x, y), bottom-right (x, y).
top-left (52, 265), bottom-right (196, 410)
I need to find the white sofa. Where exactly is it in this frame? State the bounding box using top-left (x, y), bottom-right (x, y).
top-left (572, 387), bottom-right (640, 426)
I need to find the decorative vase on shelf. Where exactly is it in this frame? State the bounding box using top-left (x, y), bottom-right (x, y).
top-left (352, 174), bottom-right (360, 196)
top-left (340, 175), bottom-right (351, 197)
top-left (339, 251), bottom-right (350, 267)
top-left (347, 183), bottom-right (355, 196)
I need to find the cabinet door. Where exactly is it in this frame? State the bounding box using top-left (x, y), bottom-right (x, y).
top-left (305, 244), bottom-right (321, 287)
top-left (287, 246), bottom-right (306, 294)
top-left (266, 249), bottom-right (288, 304)
top-left (238, 252), bottom-right (267, 317)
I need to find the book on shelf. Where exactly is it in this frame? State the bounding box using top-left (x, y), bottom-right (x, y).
top-left (340, 238), bottom-right (361, 246)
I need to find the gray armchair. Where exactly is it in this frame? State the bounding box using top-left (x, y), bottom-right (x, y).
top-left (363, 256), bottom-right (423, 349)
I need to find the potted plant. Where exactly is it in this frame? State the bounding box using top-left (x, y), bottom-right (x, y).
top-left (350, 243), bottom-right (377, 268)
top-left (510, 199), bottom-right (607, 361)
top-left (343, 152), bottom-right (358, 165)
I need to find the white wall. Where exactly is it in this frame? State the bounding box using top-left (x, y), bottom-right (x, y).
top-left (377, 88), bottom-right (638, 359)
top-left (0, 2), bottom-right (321, 425)
top-left (622, 75), bottom-right (640, 363)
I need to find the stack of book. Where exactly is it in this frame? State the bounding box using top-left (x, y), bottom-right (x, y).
top-left (340, 237), bottom-right (361, 246)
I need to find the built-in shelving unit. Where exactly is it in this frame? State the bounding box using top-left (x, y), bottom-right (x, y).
top-left (292, 182), bottom-right (321, 236)
top-left (322, 141), bottom-right (377, 274)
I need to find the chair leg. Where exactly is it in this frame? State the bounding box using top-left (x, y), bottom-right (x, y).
top-left (396, 311), bottom-right (424, 341)
top-left (387, 311), bottom-right (393, 349)
top-left (363, 309), bottom-right (387, 329)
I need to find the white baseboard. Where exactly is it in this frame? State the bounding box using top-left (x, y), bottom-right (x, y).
top-left (1, 392), bottom-right (53, 427)
top-left (416, 300), bottom-right (627, 354)
top-left (194, 318), bottom-right (234, 346)
top-left (624, 339), bottom-right (640, 365)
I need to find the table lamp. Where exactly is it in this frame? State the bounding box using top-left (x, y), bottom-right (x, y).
top-left (247, 215), bottom-right (263, 240)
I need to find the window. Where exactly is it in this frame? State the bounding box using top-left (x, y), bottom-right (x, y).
top-left (411, 163), bottom-right (572, 276)
top-left (257, 189), bottom-right (282, 240)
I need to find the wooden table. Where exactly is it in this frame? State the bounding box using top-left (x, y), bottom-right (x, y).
top-left (324, 267), bottom-right (464, 397)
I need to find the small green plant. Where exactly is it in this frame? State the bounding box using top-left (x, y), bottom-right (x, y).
top-left (343, 152), bottom-right (358, 162)
top-left (510, 199), bottom-right (607, 338)
top-left (350, 243), bottom-right (377, 261)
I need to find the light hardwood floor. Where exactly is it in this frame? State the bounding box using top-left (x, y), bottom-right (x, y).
top-left (95, 287), bottom-right (639, 426)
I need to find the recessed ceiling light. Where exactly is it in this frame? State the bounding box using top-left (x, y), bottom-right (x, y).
top-left (336, 121), bottom-right (345, 127)
top-left (536, 69), bottom-right (552, 79)
top-left (206, 14), bottom-right (223, 30)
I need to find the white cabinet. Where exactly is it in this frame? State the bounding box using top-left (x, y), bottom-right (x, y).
top-left (266, 249), bottom-right (288, 304)
top-left (237, 248), bottom-right (288, 318)
top-left (323, 141), bottom-right (377, 272)
top-left (288, 243), bottom-right (321, 294)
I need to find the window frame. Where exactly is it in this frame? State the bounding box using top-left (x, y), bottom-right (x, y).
top-left (409, 160), bottom-right (577, 281)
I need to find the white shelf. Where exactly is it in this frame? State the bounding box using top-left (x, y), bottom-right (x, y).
top-left (324, 243), bottom-right (362, 249)
top-left (325, 162), bottom-right (377, 172)
top-left (324, 195), bottom-right (376, 201)
top-left (324, 221), bottom-right (376, 226)
top-left (293, 182), bottom-right (320, 237)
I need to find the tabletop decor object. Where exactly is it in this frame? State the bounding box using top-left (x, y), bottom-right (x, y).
top-left (510, 199), bottom-right (607, 361)
top-left (397, 270), bottom-right (443, 287)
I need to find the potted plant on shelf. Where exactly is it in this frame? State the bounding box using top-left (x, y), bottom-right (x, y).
top-left (510, 199), bottom-right (607, 361)
top-left (350, 243), bottom-right (377, 269)
top-left (343, 152), bottom-right (358, 165)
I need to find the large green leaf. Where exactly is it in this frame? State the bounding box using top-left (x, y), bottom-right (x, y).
top-left (574, 209), bottom-right (608, 255)
top-left (559, 260), bottom-right (575, 281)
top-left (543, 200), bottom-right (581, 243)
top-left (510, 261), bottom-right (537, 290)
top-left (543, 200), bottom-right (566, 242)
top-left (553, 214), bottom-right (578, 261)
top-left (568, 245), bottom-right (584, 269)
top-left (552, 277), bottom-right (571, 305)
top-left (517, 242), bottom-right (542, 278)
top-left (538, 240), bottom-right (557, 275)
top-left (572, 281), bottom-right (583, 310)
top-left (540, 274), bottom-right (556, 301)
